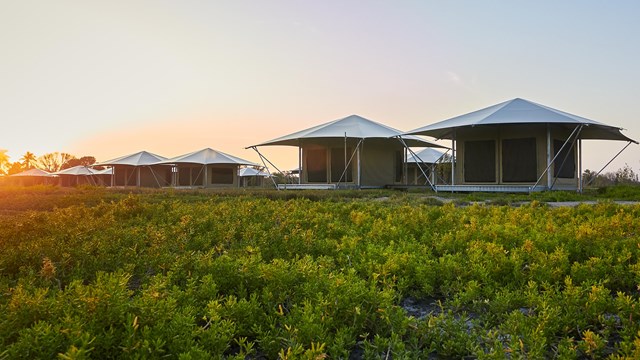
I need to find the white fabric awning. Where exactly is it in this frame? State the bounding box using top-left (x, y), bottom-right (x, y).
top-left (96, 151), bottom-right (167, 166)
top-left (238, 167), bottom-right (270, 177)
top-left (252, 114), bottom-right (446, 148)
top-left (406, 148), bottom-right (447, 164)
top-left (54, 165), bottom-right (96, 176)
top-left (9, 168), bottom-right (55, 177)
top-left (405, 98), bottom-right (636, 143)
top-left (156, 148), bottom-right (258, 166)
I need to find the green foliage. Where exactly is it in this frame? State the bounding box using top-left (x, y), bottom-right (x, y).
top-left (1, 189), bottom-right (640, 358)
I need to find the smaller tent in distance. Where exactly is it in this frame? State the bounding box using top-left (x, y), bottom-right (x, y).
top-left (96, 151), bottom-right (170, 188)
top-left (6, 168), bottom-right (57, 186)
top-left (405, 148), bottom-right (449, 185)
top-left (238, 167), bottom-right (271, 187)
top-left (92, 167), bottom-right (113, 187)
top-left (155, 148), bottom-right (258, 188)
top-left (54, 166), bottom-right (98, 187)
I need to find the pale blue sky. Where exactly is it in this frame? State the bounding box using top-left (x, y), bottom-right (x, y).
top-left (1, 0), bottom-right (638, 171)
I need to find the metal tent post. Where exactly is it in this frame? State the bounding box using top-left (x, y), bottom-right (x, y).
top-left (578, 138), bottom-right (583, 193)
top-left (250, 146), bottom-right (282, 189)
top-left (584, 141), bottom-right (634, 187)
top-left (532, 124), bottom-right (582, 192)
top-left (395, 136), bottom-right (436, 192)
top-left (547, 125), bottom-right (552, 189)
top-left (550, 125), bottom-right (583, 190)
top-left (451, 130), bottom-right (456, 187)
top-left (298, 145), bottom-right (302, 184)
top-left (357, 142), bottom-right (361, 188)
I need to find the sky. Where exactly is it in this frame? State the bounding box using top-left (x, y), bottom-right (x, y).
top-left (1, 0), bottom-right (639, 173)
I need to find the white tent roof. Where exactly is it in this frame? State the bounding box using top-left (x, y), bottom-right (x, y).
top-left (93, 167), bottom-right (113, 175)
top-left (96, 151), bottom-right (167, 166)
top-left (238, 167), bottom-right (270, 177)
top-left (406, 148), bottom-right (447, 164)
top-left (9, 168), bottom-right (55, 177)
top-left (156, 148), bottom-right (258, 166)
top-left (406, 98), bottom-right (636, 142)
top-left (54, 165), bottom-right (96, 176)
top-left (253, 114), bottom-right (446, 148)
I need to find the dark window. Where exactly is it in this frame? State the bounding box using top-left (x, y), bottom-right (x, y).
top-left (306, 148), bottom-right (327, 182)
top-left (464, 140), bottom-right (496, 182)
top-left (178, 167), bottom-right (192, 186)
top-left (211, 167), bottom-right (234, 184)
top-left (331, 147), bottom-right (353, 182)
top-left (395, 151), bottom-right (404, 183)
top-left (554, 139), bottom-right (575, 179)
top-left (502, 138), bottom-right (537, 182)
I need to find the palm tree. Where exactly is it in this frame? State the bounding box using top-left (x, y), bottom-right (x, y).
top-left (0, 149), bottom-right (10, 175)
top-left (20, 151), bottom-right (37, 169)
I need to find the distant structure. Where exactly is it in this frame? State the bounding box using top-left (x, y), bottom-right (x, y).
top-left (250, 114), bottom-right (445, 189)
top-left (405, 98), bottom-right (637, 192)
top-left (96, 151), bottom-right (171, 188)
top-left (155, 148), bottom-right (257, 188)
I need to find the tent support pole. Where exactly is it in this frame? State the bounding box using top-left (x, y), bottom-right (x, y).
top-left (547, 125), bottom-right (552, 189)
top-left (250, 146), bottom-right (281, 189)
top-left (451, 130), bottom-right (456, 188)
top-left (298, 146), bottom-right (302, 184)
top-left (551, 125), bottom-right (583, 190)
top-left (337, 139), bottom-right (363, 186)
top-left (585, 141), bottom-right (634, 187)
top-left (396, 136), bottom-right (436, 192)
top-left (136, 167), bottom-right (141, 187)
top-left (578, 138), bottom-right (583, 193)
top-left (532, 124), bottom-right (582, 192)
top-left (357, 142), bottom-right (361, 188)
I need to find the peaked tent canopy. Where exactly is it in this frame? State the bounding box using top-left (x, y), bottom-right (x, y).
top-left (238, 167), bottom-right (270, 177)
top-left (254, 114), bottom-right (445, 148)
top-left (405, 98), bottom-right (636, 143)
top-left (155, 148), bottom-right (258, 166)
top-left (406, 148), bottom-right (447, 164)
top-left (54, 165), bottom-right (96, 176)
top-left (96, 151), bottom-right (167, 166)
top-left (9, 168), bottom-right (55, 177)
top-left (95, 151), bottom-right (170, 188)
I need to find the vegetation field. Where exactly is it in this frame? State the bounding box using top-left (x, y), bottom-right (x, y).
top-left (2, 187), bottom-right (640, 359)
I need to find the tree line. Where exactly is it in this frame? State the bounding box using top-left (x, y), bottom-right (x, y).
top-left (0, 149), bottom-right (98, 175)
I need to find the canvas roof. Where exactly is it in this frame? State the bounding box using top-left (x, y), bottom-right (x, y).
top-left (96, 151), bottom-right (167, 166)
top-left (238, 167), bottom-right (270, 177)
top-left (253, 114), bottom-right (446, 148)
top-left (406, 98), bottom-right (636, 142)
top-left (406, 148), bottom-right (447, 164)
top-left (54, 165), bottom-right (96, 176)
top-left (93, 167), bottom-right (113, 175)
top-left (156, 148), bottom-right (258, 166)
top-left (9, 168), bottom-right (55, 177)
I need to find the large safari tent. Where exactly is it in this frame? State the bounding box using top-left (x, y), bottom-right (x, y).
top-left (155, 148), bottom-right (257, 188)
top-left (96, 151), bottom-right (171, 188)
top-left (406, 98), bottom-right (637, 192)
top-left (250, 114), bottom-right (445, 189)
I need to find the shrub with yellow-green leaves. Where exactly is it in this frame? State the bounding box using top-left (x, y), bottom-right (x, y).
top-left (2, 193), bottom-right (640, 358)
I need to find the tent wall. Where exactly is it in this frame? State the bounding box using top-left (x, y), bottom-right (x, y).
top-left (112, 165), bottom-right (172, 188)
top-left (299, 138), bottom-right (405, 187)
top-left (453, 124), bottom-right (578, 188)
top-left (407, 164), bottom-right (434, 185)
top-left (174, 164), bottom-right (240, 188)
top-left (59, 175), bottom-right (95, 187)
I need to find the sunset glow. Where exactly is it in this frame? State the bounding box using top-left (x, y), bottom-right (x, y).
top-left (1, 1), bottom-right (638, 172)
